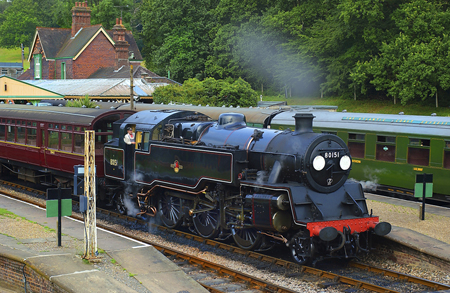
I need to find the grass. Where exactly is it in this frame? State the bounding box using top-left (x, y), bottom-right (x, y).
top-left (0, 208), bottom-right (14, 216)
top-left (263, 95), bottom-right (450, 117)
top-left (0, 47), bottom-right (30, 71)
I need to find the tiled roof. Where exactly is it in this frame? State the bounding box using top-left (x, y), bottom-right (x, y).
top-left (36, 28), bottom-right (71, 59)
top-left (56, 25), bottom-right (106, 58)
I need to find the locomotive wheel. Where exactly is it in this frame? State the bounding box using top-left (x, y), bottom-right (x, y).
top-left (193, 203), bottom-right (220, 239)
top-left (116, 192), bottom-right (127, 215)
top-left (158, 193), bottom-right (182, 229)
top-left (290, 231), bottom-right (312, 265)
top-left (232, 227), bottom-right (262, 250)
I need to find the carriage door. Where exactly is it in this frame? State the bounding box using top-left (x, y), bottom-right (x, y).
top-left (39, 124), bottom-right (48, 167)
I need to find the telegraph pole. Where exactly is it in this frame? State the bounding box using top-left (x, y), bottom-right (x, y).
top-left (83, 130), bottom-right (97, 260)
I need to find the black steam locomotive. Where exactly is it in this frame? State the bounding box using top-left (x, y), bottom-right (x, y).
top-left (104, 109), bottom-right (391, 264)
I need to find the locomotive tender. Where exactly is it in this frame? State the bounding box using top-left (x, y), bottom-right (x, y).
top-left (104, 109), bottom-right (391, 264)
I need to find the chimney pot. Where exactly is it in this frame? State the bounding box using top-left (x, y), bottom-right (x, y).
top-left (116, 18), bottom-right (119, 25)
top-left (120, 18), bottom-right (122, 25)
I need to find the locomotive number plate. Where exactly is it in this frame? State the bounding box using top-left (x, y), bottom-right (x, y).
top-left (324, 152), bottom-right (339, 159)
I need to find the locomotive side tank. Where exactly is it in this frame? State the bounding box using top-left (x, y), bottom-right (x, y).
top-left (104, 109), bottom-right (391, 264)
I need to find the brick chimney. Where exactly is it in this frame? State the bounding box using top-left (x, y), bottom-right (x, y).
top-left (113, 18), bottom-right (130, 69)
top-left (71, 1), bottom-right (91, 37)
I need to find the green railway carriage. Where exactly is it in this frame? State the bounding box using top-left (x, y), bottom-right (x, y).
top-left (271, 111), bottom-right (450, 203)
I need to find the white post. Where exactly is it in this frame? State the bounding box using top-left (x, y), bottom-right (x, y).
top-left (83, 130), bottom-right (97, 259)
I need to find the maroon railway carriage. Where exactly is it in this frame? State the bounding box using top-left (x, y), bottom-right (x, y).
top-left (0, 104), bottom-right (134, 200)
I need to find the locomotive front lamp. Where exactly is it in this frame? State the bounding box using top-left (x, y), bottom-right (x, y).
top-left (313, 155), bottom-right (326, 171)
top-left (340, 155), bottom-right (351, 170)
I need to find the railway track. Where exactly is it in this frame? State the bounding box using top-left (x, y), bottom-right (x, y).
top-left (1, 180), bottom-right (450, 293)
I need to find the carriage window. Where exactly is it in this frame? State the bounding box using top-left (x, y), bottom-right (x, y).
top-left (49, 124), bottom-right (53, 129)
top-left (408, 138), bottom-right (430, 166)
top-left (75, 127), bottom-right (81, 131)
top-left (17, 127), bottom-right (26, 144)
top-left (349, 133), bottom-right (365, 140)
top-left (61, 132), bottom-right (72, 152)
top-left (62, 125), bottom-right (66, 130)
top-left (48, 130), bottom-right (59, 149)
top-left (377, 136), bottom-right (396, 143)
top-left (348, 133), bottom-right (365, 158)
top-left (32, 122), bottom-right (37, 127)
top-left (27, 128), bottom-right (37, 146)
top-left (376, 135), bottom-right (396, 162)
top-left (74, 133), bottom-right (84, 154)
top-left (67, 126), bottom-right (72, 131)
top-left (142, 132), bottom-right (150, 151)
top-left (6, 126), bottom-right (15, 142)
top-left (409, 138), bottom-right (430, 147)
top-left (0, 125), bottom-right (5, 141)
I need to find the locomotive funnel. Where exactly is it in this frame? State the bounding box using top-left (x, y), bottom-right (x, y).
top-left (294, 113), bottom-right (314, 134)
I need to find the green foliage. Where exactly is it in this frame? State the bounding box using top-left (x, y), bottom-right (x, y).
top-left (152, 78), bottom-right (257, 107)
top-left (66, 95), bottom-right (98, 108)
top-left (110, 258), bottom-right (117, 264)
top-left (140, 0), bottom-right (215, 81)
top-left (0, 0), bottom-right (40, 48)
top-left (91, 0), bottom-right (133, 30)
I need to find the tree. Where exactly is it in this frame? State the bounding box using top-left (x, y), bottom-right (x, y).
top-left (0, 0), bottom-right (40, 48)
top-left (152, 77), bottom-right (257, 107)
top-left (140, 0), bottom-right (215, 81)
top-left (91, 0), bottom-right (134, 30)
top-left (361, 0), bottom-right (450, 106)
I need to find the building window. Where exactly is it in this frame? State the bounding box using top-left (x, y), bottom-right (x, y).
top-left (61, 62), bottom-right (66, 79)
top-left (1, 69), bottom-right (7, 75)
top-left (34, 54), bottom-right (42, 79)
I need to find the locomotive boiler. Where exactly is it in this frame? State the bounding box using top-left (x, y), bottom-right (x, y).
top-left (104, 109), bottom-right (391, 264)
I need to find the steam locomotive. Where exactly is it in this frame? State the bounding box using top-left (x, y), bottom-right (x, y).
top-left (104, 109), bottom-right (391, 264)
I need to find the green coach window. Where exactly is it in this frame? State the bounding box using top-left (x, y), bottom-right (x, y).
top-left (348, 133), bottom-right (365, 158)
top-left (376, 135), bottom-right (396, 162)
top-left (408, 138), bottom-right (430, 166)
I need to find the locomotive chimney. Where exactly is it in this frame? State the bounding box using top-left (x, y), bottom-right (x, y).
top-left (293, 113), bottom-right (314, 134)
